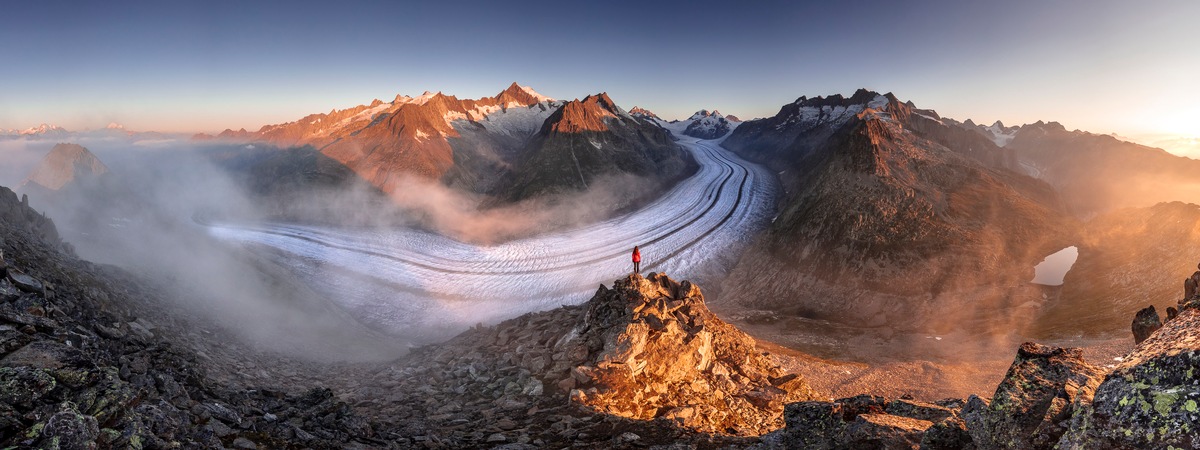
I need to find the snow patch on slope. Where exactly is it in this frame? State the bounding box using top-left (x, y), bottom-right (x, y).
top-left (468, 101), bottom-right (564, 139)
top-left (777, 104), bottom-right (866, 131)
top-left (519, 85), bottom-right (554, 102)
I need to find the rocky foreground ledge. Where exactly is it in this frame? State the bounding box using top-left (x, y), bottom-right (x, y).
top-left (3, 181), bottom-right (1200, 448)
top-left (756, 307), bottom-right (1200, 450)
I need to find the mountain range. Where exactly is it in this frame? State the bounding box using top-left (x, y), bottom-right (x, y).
top-left (709, 88), bottom-right (1200, 338)
top-left (199, 83), bottom-right (696, 206)
top-left (12, 84), bottom-right (1199, 338)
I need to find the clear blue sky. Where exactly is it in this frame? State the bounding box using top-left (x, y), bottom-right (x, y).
top-left (2, 0), bottom-right (1198, 138)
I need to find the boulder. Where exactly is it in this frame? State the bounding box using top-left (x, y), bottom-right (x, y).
top-left (34, 402), bottom-right (100, 449)
top-left (844, 413), bottom-right (930, 450)
top-left (962, 342), bottom-right (1103, 450)
top-left (773, 401), bottom-right (847, 449)
top-left (920, 416), bottom-right (975, 450)
top-left (8, 272), bottom-right (44, 294)
top-left (885, 398), bottom-right (955, 422)
top-left (767, 395), bottom-right (948, 449)
top-left (1056, 307), bottom-right (1200, 449)
top-left (0, 279), bottom-right (20, 302)
top-left (1131, 305), bottom-right (1162, 344)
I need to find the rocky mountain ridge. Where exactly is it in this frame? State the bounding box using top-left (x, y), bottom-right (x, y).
top-left (719, 89), bottom-right (1074, 331)
top-left (197, 83), bottom-right (693, 207)
top-left (628, 106), bottom-right (660, 120)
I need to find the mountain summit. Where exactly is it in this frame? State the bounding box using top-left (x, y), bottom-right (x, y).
top-left (20, 143), bottom-right (109, 191)
top-left (683, 109), bottom-right (734, 139)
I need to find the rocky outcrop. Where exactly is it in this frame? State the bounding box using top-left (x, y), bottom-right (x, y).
top-left (1131, 305), bottom-right (1163, 344)
top-left (0, 186), bottom-right (68, 254)
top-left (566, 274), bottom-right (817, 434)
top-left (1056, 305), bottom-right (1200, 449)
top-left (394, 273), bottom-right (817, 441)
top-left (758, 394), bottom-right (964, 449)
top-left (961, 343), bottom-right (1103, 449)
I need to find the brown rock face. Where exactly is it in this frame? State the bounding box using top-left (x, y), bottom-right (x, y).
top-left (566, 273), bottom-right (817, 434)
top-left (547, 93), bottom-right (619, 133)
top-left (218, 83), bottom-right (553, 199)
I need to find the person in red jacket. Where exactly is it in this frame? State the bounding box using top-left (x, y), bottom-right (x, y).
top-left (632, 246), bottom-right (641, 274)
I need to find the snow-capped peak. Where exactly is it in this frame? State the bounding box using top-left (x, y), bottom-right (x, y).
top-left (413, 91), bottom-right (437, 105)
top-left (680, 109), bottom-right (735, 140)
top-left (518, 85), bottom-right (553, 102)
top-left (688, 110), bottom-right (725, 121)
top-left (106, 122), bottom-right (125, 130)
top-left (18, 123), bottom-right (68, 135)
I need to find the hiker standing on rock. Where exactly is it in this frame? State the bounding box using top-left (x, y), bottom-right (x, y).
top-left (632, 246), bottom-right (641, 274)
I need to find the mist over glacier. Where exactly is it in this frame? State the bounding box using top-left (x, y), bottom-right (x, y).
top-left (206, 136), bottom-right (778, 344)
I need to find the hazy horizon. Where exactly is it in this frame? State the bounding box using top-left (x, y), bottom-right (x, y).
top-left (3, 0), bottom-right (1198, 154)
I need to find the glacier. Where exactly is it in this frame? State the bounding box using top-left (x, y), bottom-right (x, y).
top-left (206, 132), bottom-right (777, 344)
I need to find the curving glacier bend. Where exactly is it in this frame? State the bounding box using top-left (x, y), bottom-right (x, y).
top-left (206, 135), bottom-right (777, 344)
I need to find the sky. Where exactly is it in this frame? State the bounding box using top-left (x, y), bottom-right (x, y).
top-left (2, 0), bottom-right (1198, 148)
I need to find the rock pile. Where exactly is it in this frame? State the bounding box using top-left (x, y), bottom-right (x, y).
top-left (363, 273), bottom-right (818, 446)
top-left (758, 394), bottom-right (967, 450)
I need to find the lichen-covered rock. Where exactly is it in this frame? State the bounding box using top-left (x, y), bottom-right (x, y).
top-left (962, 342), bottom-right (1103, 450)
top-left (33, 402), bottom-right (99, 450)
top-left (763, 395), bottom-right (946, 449)
top-left (774, 401), bottom-right (847, 449)
top-left (1131, 305), bottom-right (1163, 344)
top-left (844, 413), bottom-right (930, 450)
top-left (885, 398), bottom-right (954, 422)
top-left (920, 416), bottom-right (975, 450)
top-left (1056, 307), bottom-right (1200, 449)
